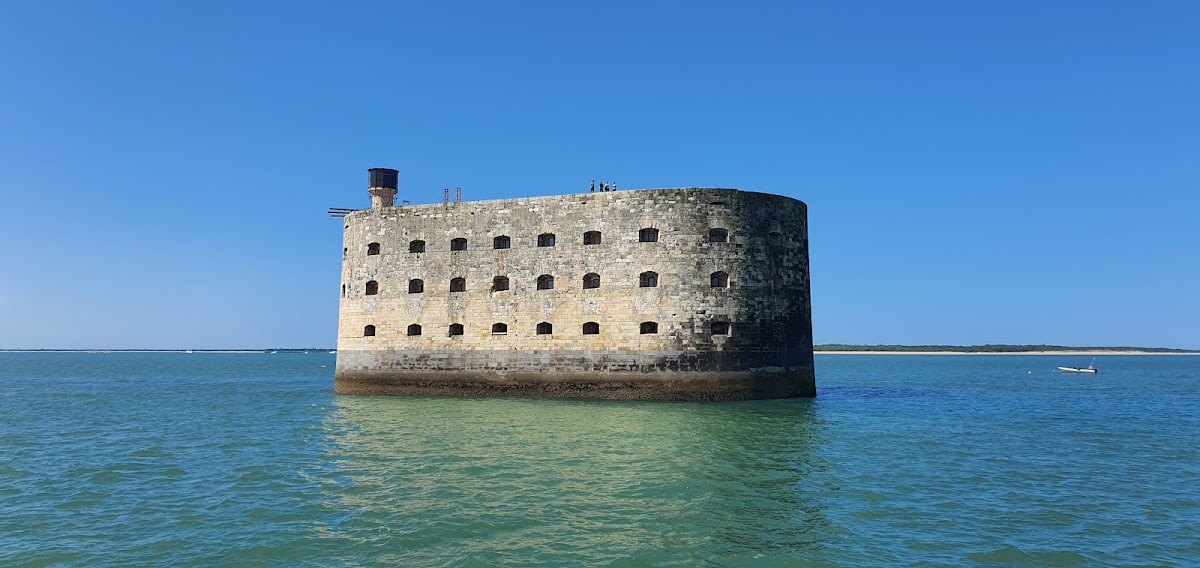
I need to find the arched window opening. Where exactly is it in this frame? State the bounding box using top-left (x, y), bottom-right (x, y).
top-left (367, 242), bottom-right (380, 256)
top-left (407, 324), bottom-right (422, 336)
top-left (640, 321), bottom-right (659, 334)
top-left (711, 322), bottom-right (730, 336)
top-left (449, 323), bottom-right (464, 336)
top-left (537, 233), bottom-right (556, 247)
top-left (583, 322), bottom-right (600, 335)
top-left (342, 247), bottom-right (347, 259)
top-left (584, 231), bottom-right (602, 245)
top-left (493, 235), bottom-right (511, 249)
top-left (363, 325), bottom-right (376, 337)
top-left (341, 284), bottom-right (346, 298)
top-left (709, 228), bottom-right (728, 243)
top-left (450, 277), bottom-right (466, 292)
top-left (536, 322), bottom-right (553, 335)
top-left (408, 279), bottom-right (424, 293)
top-left (639, 271), bottom-right (658, 288)
top-left (451, 238), bottom-right (467, 251)
top-left (365, 281), bottom-right (379, 296)
top-left (639, 228), bottom-right (659, 242)
top-left (769, 232), bottom-right (783, 246)
top-left (491, 323), bottom-right (508, 335)
top-left (493, 276), bottom-right (510, 291)
top-left (583, 273), bottom-right (600, 289)
top-left (409, 240), bottom-right (425, 253)
top-left (710, 271), bottom-right (729, 288)
top-left (536, 274), bottom-right (554, 290)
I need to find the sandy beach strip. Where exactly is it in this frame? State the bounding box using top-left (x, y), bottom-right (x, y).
top-left (815, 350), bottom-right (1198, 356)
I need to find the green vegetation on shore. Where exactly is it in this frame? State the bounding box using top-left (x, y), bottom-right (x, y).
top-left (814, 344), bottom-right (1198, 353)
top-left (0, 348), bottom-right (335, 353)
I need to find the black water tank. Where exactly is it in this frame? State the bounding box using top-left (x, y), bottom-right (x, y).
top-left (368, 168), bottom-right (398, 189)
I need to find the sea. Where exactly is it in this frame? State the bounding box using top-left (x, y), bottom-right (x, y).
top-left (1, 352), bottom-right (1197, 567)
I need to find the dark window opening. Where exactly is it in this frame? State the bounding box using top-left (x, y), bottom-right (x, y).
top-left (583, 322), bottom-right (600, 335)
top-left (639, 228), bottom-right (659, 242)
top-left (409, 240), bottom-right (425, 253)
top-left (363, 325), bottom-right (376, 337)
top-left (451, 238), bottom-right (467, 251)
top-left (710, 201), bottom-right (726, 206)
top-left (640, 321), bottom-right (658, 334)
top-left (407, 324), bottom-right (422, 336)
top-left (342, 247), bottom-right (347, 259)
top-left (365, 281), bottom-right (379, 296)
top-left (769, 232), bottom-right (783, 246)
top-left (710, 271), bottom-right (729, 288)
top-left (536, 322), bottom-right (553, 335)
top-left (449, 323), bottom-right (464, 336)
top-left (408, 279), bottom-right (424, 293)
top-left (583, 273), bottom-right (600, 289)
top-left (491, 323), bottom-right (508, 334)
top-left (709, 228), bottom-right (728, 243)
top-left (450, 277), bottom-right (466, 292)
top-left (536, 274), bottom-right (554, 290)
top-left (367, 242), bottom-right (380, 256)
top-left (341, 284), bottom-right (346, 298)
top-left (584, 231), bottom-right (602, 245)
top-left (537, 233), bottom-right (556, 247)
top-left (493, 276), bottom-right (510, 291)
top-left (639, 271), bottom-right (658, 288)
top-left (711, 322), bottom-right (730, 335)
top-left (493, 235), bottom-right (511, 249)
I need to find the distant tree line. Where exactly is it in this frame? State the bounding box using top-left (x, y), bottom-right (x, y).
top-left (813, 344), bottom-right (1198, 353)
top-left (0, 348), bottom-right (335, 352)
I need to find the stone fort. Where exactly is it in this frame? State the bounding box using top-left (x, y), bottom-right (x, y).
top-left (334, 168), bottom-right (814, 400)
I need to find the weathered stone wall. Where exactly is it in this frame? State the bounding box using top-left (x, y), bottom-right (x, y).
top-left (334, 187), bottom-right (814, 400)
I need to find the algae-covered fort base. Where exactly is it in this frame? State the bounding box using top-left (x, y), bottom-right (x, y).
top-left (333, 169), bottom-right (815, 401)
top-left (333, 368), bottom-right (815, 401)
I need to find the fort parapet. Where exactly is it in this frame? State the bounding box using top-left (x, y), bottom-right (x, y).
top-left (334, 170), bottom-right (814, 400)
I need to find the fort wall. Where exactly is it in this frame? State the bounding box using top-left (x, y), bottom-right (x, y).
top-left (334, 187), bottom-right (814, 400)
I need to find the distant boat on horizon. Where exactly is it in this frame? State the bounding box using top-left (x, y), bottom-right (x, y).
top-left (1058, 357), bottom-right (1098, 374)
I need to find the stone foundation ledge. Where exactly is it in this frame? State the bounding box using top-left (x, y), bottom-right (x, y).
top-left (333, 369), bottom-right (815, 401)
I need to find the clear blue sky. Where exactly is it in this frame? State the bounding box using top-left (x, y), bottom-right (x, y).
top-left (1, 1), bottom-right (1197, 349)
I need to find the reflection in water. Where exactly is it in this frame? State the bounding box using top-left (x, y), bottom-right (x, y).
top-left (317, 396), bottom-right (827, 564)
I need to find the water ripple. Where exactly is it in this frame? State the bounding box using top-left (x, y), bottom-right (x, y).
top-left (0, 353), bottom-right (1197, 566)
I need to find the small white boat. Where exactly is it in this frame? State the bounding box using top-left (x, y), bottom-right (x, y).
top-left (1058, 358), bottom-right (1098, 374)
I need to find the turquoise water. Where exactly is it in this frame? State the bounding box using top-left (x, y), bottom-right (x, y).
top-left (1, 353), bottom-right (1197, 566)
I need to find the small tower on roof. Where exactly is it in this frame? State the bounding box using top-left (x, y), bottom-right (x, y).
top-left (367, 168), bottom-right (399, 208)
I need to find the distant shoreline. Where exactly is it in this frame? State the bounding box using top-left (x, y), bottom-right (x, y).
top-left (816, 350), bottom-right (1199, 356)
top-left (0, 349), bottom-right (334, 354)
